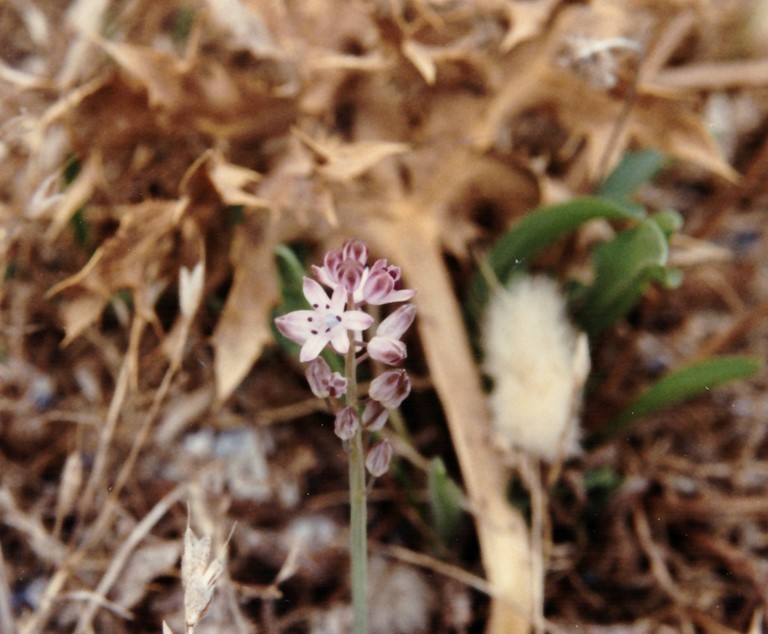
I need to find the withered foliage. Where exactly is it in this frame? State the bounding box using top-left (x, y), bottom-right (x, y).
top-left (1, 0), bottom-right (767, 632)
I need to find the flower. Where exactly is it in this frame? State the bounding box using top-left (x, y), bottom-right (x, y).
top-left (360, 260), bottom-right (416, 305)
top-left (306, 357), bottom-right (347, 399)
top-left (369, 369), bottom-right (411, 409)
top-left (334, 406), bottom-right (360, 441)
top-left (312, 239), bottom-right (416, 306)
top-left (274, 277), bottom-right (373, 362)
top-left (365, 439), bottom-right (393, 477)
top-left (368, 304), bottom-right (416, 365)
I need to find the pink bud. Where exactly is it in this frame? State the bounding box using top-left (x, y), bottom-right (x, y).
top-left (342, 239), bottom-right (368, 264)
top-left (366, 439), bottom-right (393, 477)
top-left (362, 399), bottom-right (388, 431)
top-left (306, 357), bottom-right (347, 399)
top-left (362, 270), bottom-right (395, 305)
top-left (369, 369), bottom-right (411, 409)
top-left (338, 259), bottom-right (364, 294)
top-left (367, 337), bottom-right (407, 365)
top-left (334, 406), bottom-right (359, 441)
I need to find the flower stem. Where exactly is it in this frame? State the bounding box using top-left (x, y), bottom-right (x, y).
top-left (346, 331), bottom-right (368, 634)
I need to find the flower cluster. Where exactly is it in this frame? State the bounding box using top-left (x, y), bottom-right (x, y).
top-left (275, 239), bottom-right (416, 476)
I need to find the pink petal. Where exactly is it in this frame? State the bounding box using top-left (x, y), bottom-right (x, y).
top-left (311, 264), bottom-right (336, 289)
top-left (274, 310), bottom-right (314, 344)
top-left (303, 277), bottom-right (331, 309)
top-left (329, 285), bottom-right (348, 313)
top-left (340, 310), bottom-right (374, 331)
top-left (377, 304), bottom-right (416, 339)
top-left (329, 328), bottom-right (350, 355)
top-left (300, 334), bottom-right (330, 362)
top-left (387, 288), bottom-right (416, 303)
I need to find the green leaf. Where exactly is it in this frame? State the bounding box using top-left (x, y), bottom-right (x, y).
top-left (467, 196), bottom-right (645, 322)
top-left (598, 149), bottom-right (666, 200)
top-left (428, 458), bottom-right (465, 543)
top-left (572, 219), bottom-right (669, 337)
top-left (591, 355), bottom-right (762, 445)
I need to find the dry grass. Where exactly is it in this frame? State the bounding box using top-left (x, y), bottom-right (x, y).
top-left (1, 0), bottom-right (767, 631)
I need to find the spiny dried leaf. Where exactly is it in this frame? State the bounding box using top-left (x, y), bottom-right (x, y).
top-left (293, 129), bottom-right (409, 183)
top-left (501, 0), bottom-right (561, 51)
top-left (48, 200), bottom-right (185, 343)
top-left (205, 151), bottom-right (268, 209)
top-left (96, 38), bottom-right (188, 109)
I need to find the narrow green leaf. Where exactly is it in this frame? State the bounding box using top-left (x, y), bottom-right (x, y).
top-left (573, 219), bottom-right (669, 337)
top-left (598, 149), bottom-right (666, 200)
top-left (428, 458), bottom-right (465, 543)
top-left (592, 356), bottom-right (761, 445)
top-left (467, 196), bottom-right (645, 322)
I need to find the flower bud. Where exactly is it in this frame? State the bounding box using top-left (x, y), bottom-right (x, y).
top-left (334, 406), bottom-right (359, 441)
top-left (338, 259), bottom-right (364, 294)
top-left (361, 270), bottom-right (395, 305)
top-left (306, 357), bottom-right (347, 399)
top-left (367, 337), bottom-right (407, 365)
top-left (366, 439), bottom-right (393, 477)
top-left (369, 369), bottom-right (411, 409)
top-left (342, 239), bottom-right (368, 264)
top-left (362, 399), bottom-right (388, 431)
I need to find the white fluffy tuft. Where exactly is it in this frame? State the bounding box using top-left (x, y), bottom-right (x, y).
top-left (482, 275), bottom-right (590, 462)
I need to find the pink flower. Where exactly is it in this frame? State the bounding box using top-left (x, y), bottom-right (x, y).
top-left (306, 357), bottom-right (347, 399)
top-left (368, 304), bottom-right (416, 365)
top-left (366, 439), bottom-right (393, 477)
top-left (369, 369), bottom-right (411, 409)
top-left (274, 277), bottom-right (373, 362)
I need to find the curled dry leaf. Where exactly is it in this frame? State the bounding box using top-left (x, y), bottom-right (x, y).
top-left (48, 200), bottom-right (184, 344)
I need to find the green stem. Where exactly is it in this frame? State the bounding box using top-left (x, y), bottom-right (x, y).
top-left (346, 330), bottom-right (368, 634)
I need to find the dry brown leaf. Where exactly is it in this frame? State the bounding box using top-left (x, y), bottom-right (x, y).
top-left (48, 200), bottom-right (185, 343)
top-left (501, 0), bottom-right (561, 52)
top-left (212, 215), bottom-right (279, 402)
top-left (293, 128), bottom-right (409, 183)
top-left (478, 6), bottom-right (738, 182)
top-left (96, 38), bottom-right (187, 110)
top-left (204, 151), bottom-right (269, 209)
top-left (112, 539), bottom-right (183, 610)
